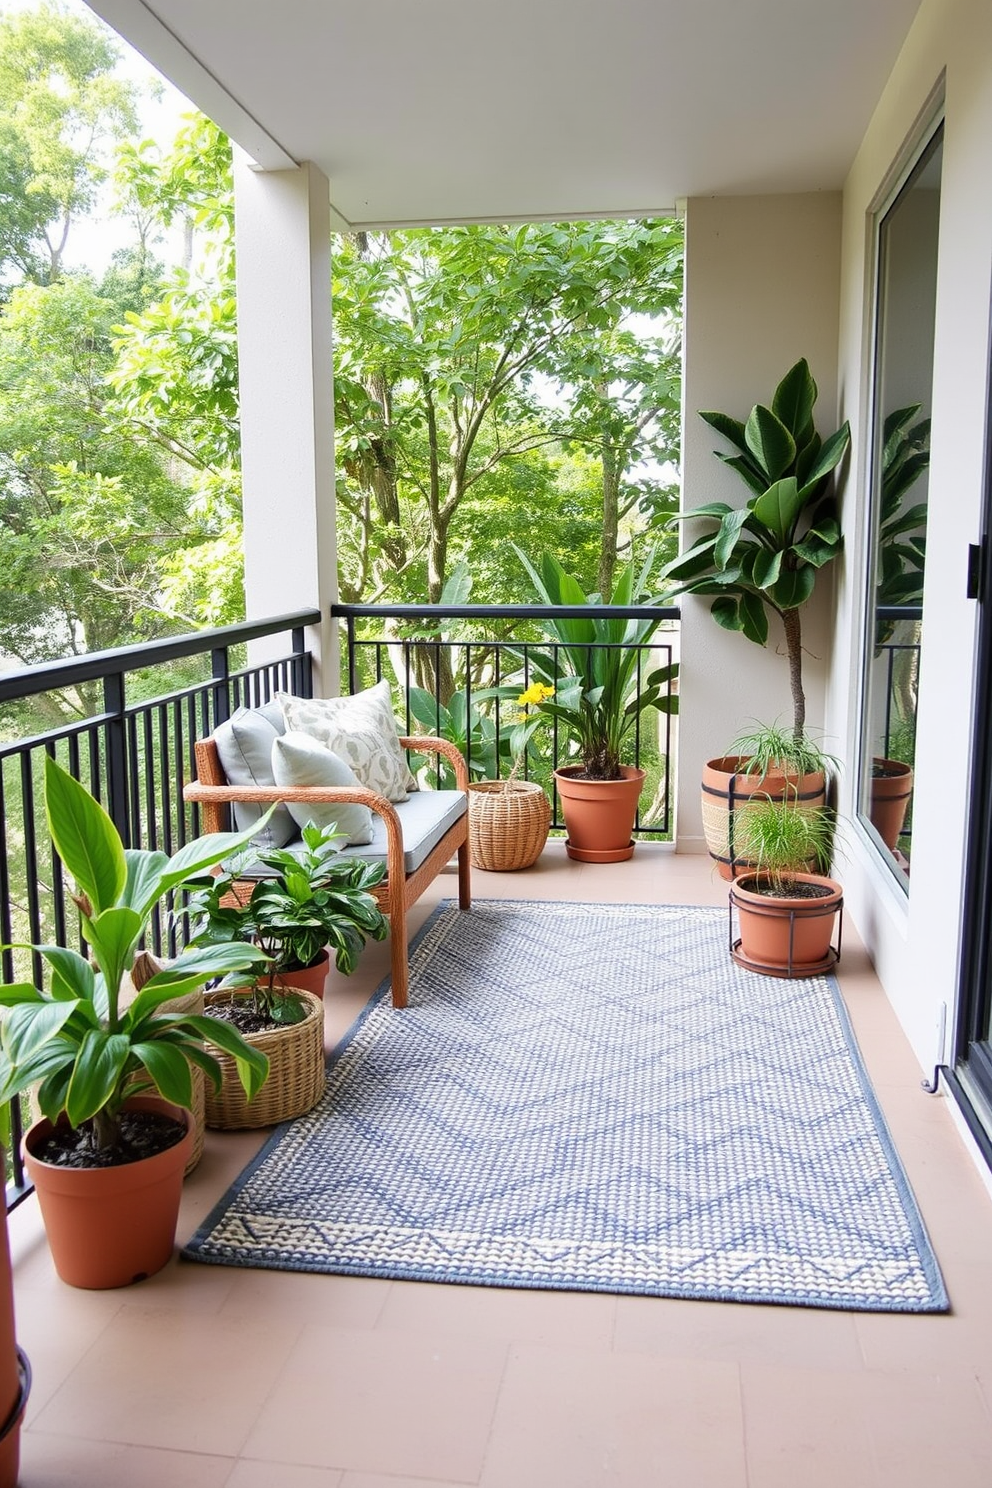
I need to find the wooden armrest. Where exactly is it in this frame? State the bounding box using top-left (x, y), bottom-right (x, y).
top-left (401, 736), bottom-right (470, 790)
top-left (183, 781), bottom-right (395, 817)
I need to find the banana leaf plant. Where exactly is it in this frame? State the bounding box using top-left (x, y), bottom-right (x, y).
top-left (405, 687), bottom-right (507, 784)
top-left (660, 358), bottom-right (850, 741)
top-left (874, 402), bottom-right (929, 648)
top-left (497, 547), bottom-right (678, 781)
top-left (0, 756), bottom-right (271, 1156)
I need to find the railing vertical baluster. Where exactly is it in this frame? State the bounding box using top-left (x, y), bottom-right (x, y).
top-left (346, 614), bottom-right (357, 695)
top-left (102, 670), bottom-right (129, 845)
top-left (212, 646), bottom-right (231, 731)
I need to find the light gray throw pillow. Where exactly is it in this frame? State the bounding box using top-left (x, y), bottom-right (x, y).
top-left (212, 700), bottom-right (297, 849)
top-left (270, 731), bottom-right (375, 845)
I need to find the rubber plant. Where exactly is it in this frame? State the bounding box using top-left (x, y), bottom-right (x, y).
top-left (661, 358), bottom-right (850, 741)
top-left (0, 755), bottom-right (270, 1156)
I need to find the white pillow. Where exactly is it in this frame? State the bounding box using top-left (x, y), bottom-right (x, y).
top-left (212, 700), bottom-right (297, 849)
top-left (276, 681), bottom-right (417, 804)
top-left (270, 732), bottom-right (375, 845)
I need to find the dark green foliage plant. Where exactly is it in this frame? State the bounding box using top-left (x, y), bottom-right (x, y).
top-left (0, 757), bottom-right (270, 1156)
top-left (186, 823), bottom-right (388, 1023)
top-left (661, 358), bottom-right (850, 740)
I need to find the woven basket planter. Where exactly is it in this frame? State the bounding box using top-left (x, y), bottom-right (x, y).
top-left (202, 987), bottom-right (326, 1130)
top-left (467, 779), bottom-right (551, 871)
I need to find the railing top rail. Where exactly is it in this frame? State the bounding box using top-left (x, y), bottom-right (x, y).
top-left (0, 609), bottom-right (322, 703)
top-left (876, 605), bottom-right (923, 622)
top-left (331, 602), bottom-right (680, 623)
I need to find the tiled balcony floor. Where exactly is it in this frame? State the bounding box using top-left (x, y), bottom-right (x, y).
top-left (9, 846), bottom-right (992, 1487)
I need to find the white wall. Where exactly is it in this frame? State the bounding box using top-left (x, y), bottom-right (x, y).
top-left (233, 153), bottom-right (339, 693)
top-left (831, 0), bottom-right (992, 1070)
top-left (678, 193), bottom-right (843, 851)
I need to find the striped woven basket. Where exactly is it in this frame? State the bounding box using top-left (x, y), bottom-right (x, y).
top-left (202, 987), bottom-right (326, 1130)
top-left (467, 779), bottom-right (551, 871)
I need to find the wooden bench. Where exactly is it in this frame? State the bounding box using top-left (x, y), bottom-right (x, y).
top-left (183, 734), bottom-right (471, 1008)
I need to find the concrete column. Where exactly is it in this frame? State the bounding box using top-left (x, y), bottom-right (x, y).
top-left (232, 150), bottom-right (338, 695)
top-left (677, 193), bottom-right (842, 852)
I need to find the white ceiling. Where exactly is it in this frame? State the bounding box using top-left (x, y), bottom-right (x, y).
top-left (86, 0), bottom-right (925, 231)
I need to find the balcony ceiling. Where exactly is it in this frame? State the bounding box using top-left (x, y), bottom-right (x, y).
top-left (86, 0), bottom-right (925, 230)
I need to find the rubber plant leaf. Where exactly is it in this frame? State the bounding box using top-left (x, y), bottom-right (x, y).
top-left (752, 477), bottom-right (804, 543)
top-left (744, 404), bottom-right (797, 482)
top-left (771, 357), bottom-right (816, 443)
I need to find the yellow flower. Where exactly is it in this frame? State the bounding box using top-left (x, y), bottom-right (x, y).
top-left (517, 683), bottom-right (555, 708)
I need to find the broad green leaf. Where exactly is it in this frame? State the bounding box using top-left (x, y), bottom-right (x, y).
top-left (141, 810), bottom-right (279, 909)
top-left (44, 756), bottom-right (125, 914)
top-left (738, 590), bottom-right (770, 645)
top-left (718, 453), bottom-right (770, 496)
top-left (36, 945), bottom-right (96, 1002)
top-left (751, 549), bottom-right (783, 589)
top-left (65, 1030), bottom-right (131, 1125)
top-left (130, 1040), bottom-right (194, 1109)
top-left (126, 943), bottom-right (265, 1022)
top-left (711, 595), bottom-right (743, 632)
top-left (2, 998), bottom-right (78, 1063)
top-left (771, 565), bottom-right (816, 610)
top-left (744, 405), bottom-right (796, 482)
top-left (752, 477), bottom-right (803, 542)
top-left (0, 982), bottom-right (45, 1008)
top-left (771, 358), bottom-right (815, 442)
top-left (713, 507), bottom-right (750, 568)
top-left (179, 1014), bottom-right (269, 1098)
top-left (698, 409), bottom-right (749, 454)
top-left (799, 420), bottom-right (851, 488)
top-left (82, 905), bottom-right (143, 987)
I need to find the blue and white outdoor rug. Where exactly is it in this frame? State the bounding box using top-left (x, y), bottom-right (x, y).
top-left (183, 899), bottom-right (948, 1312)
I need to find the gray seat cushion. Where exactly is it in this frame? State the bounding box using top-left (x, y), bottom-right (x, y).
top-left (231, 790), bottom-right (466, 879)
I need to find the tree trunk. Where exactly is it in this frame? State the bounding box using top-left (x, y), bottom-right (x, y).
top-left (598, 436), bottom-right (620, 599)
top-left (781, 607), bottom-right (806, 741)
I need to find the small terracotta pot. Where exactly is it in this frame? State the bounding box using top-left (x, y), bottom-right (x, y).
top-left (554, 765), bottom-right (645, 863)
top-left (869, 758), bottom-right (913, 851)
top-left (702, 758), bottom-right (826, 880)
top-left (24, 1096), bottom-right (194, 1289)
top-left (730, 871), bottom-right (843, 978)
top-left (275, 948), bottom-right (331, 1001)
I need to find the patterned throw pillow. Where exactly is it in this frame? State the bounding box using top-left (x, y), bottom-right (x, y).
top-left (276, 681), bottom-right (416, 804)
top-left (270, 732), bottom-right (375, 845)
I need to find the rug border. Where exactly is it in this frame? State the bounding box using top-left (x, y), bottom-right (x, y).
top-left (181, 898), bottom-right (949, 1313)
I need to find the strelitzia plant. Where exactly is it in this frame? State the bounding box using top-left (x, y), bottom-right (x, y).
top-left (0, 756), bottom-right (271, 1156)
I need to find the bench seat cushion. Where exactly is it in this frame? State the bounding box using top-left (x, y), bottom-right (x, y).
top-left (230, 790), bottom-right (466, 880)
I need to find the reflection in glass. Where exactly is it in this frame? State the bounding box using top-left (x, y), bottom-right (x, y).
top-left (859, 125), bottom-right (943, 885)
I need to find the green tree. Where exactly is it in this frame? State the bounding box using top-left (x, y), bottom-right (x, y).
top-left (0, 1), bottom-right (138, 283)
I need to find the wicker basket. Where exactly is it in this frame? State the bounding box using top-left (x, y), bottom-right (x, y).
top-left (202, 987), bottom-right (326, 1130)
top-left (467, 779), bottom-right (551, 871)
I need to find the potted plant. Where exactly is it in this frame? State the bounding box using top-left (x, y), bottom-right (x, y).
top-left (702, 719), bottom-right (836, 880)
top-left (185, 823), bottom-right (388, 1128)
top-left (509, 547), bottom-right (678, 862)
top-left (729, 793), bottom-right (842, 977)
top-left (659, 358), bottom-right (850, 871)
top-left (463, 684), bottom-right (553, 872)
top-left (0, 757), bottom-right (271, 1289)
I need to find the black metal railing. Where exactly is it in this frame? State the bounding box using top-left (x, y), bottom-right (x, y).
top-left (0, 609), bottom-right (319, 1204)
top-left (332, 601), bottom-right (680, 838)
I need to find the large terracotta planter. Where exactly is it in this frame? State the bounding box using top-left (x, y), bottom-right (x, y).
top-left (23, 1095), bottom-right (194, 1289)
top-left (554, 765), bottom-right (645, 863)
top-left (730, 871), bottom-right (843, 978)
top-left (275, 948), bottom-right (331, 1001)
top-left (203, 986), bottom-right (325, 1130)
top-left (702, 757), bottom-right (827, 880)
top-left (869, 758), bottom-right (913, 851)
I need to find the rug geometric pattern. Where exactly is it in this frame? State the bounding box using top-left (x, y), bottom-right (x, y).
top-left (183, 899), bottom-right (948, 1312)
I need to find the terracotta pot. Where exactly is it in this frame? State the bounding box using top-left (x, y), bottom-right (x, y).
top-left (0, 1194), bottom-right (28, 1488)
top-left (274, 948), bottom-right (331, 1001)
top-left (702, 757), bottom-right (827, 880)
top-left (730, 871), bottom-right (843, 978)
top-left (869, 758), bottom-right (914, 851)
top-left (0, 1349), bottom-right (29, 1488)
top-left (554, 765), bottom-right (645, 863)
top-left (23, 1095), bottom-right (194, 1289)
